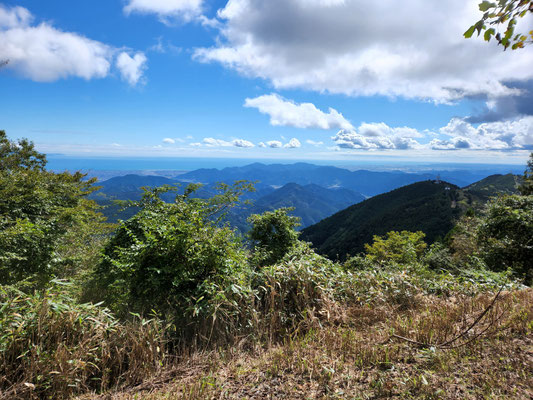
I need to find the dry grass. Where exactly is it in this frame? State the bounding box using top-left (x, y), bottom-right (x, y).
top-left (79, 288), bottom-right (533, 400)
top-left (0, 285), bottom-right (168, 400)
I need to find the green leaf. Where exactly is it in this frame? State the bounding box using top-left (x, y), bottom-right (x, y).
top-left (484, 28), bottom-right (496, 41)
top-left (464, 25), bottom-right (476, 38)
top-left (479, 1), bottom-right (497, 12)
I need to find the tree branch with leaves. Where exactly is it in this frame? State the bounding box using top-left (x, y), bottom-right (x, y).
top-left (465, 0), bottom-right (533, 50)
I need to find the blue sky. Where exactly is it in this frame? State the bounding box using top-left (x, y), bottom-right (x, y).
top-left (0, 0), bottom-right (532, 164)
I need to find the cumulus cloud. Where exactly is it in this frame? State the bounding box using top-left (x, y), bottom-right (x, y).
top-left (258, 142), bottom-right (267, 148)
top-left (163, 138), bottom-right (176, 144)
top-left (284, 138), bottom-right (301, 148)
top-left (332, 121), bottom-right (424, 150)
top-left (436, 117), bottom-right (533, 150)
top-left (0, 5), bottom-right (146, 85)
top-left (202, 137), bottom-right (233, 147)
top-left (244, 94), bottom-right (353, 130)
top-left (266, 140), bottom-right (283, 148)
top-left (332, 117), bottom-right (533, 152)
top-left (116, 52), bottom-right (147, 86)
top-left (233, 139), bottom-right (255, 148)
top-left (191, 137), bottom-right (256, 148)
top-left (124, 0), bottom-right (203, 22)
top-left (194, 0), bottom-right (533, 102)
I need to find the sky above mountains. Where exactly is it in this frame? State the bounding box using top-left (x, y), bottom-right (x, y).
top-left (0, 0), bottom-right (532, 164)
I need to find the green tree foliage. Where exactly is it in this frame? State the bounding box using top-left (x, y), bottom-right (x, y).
top-left (247, 207), bottom-right (301, 266)
top-left (364, 231), bottom-right (427, 265)
top-left (477, 195), bottom-right (533, 284)
top-left (0, 131), bottom-right (105, 287)
top-left (465, 0), bottom-right (533, 50)
top-left (519, 151), bottom-right (533, 195)
top-left (90, 182), bottom-right (253, 319)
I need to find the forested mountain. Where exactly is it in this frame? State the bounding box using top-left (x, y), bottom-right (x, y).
top-left (228, 183), bottom-right (365, 230)
top-left (178, 162), bottom-right (441, 196)
top-left (464, 173), bottom-right (521, 204)
top-left (90, 174), bottom-right (364, 227)
top-left (300, 180), bottom-right (472, 260)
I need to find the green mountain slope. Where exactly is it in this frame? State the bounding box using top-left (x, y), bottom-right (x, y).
top-left (229, 183), bottom-right (364, 230)
top-left (464, 173), bottom-right (521, 204)
top-left (300, 180), bottom-right (469, 260)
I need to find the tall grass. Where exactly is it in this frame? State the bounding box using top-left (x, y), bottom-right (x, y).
top-left (0, 281), bottom-right (167, 399)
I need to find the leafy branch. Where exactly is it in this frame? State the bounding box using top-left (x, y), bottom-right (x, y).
top-left (465, 0), bottom-right (533, 50)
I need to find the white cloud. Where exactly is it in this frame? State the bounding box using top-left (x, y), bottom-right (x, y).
top-left (116, 52), bottom-right (147, 86)
top-left (332, 116), bottom-right (533, 151)
top-left (203, 137), bottom-right (233, 147)
top-left (124, 0), bottom-right (203, 22)
top-left (195, 0), bottom-right (533, 102)
top-left (435, 117), bottom-right (533, 150)
top-left (163, 138), bottom-right (176, 144)
top-left (306, 140), bottom-right (324, 146)
top-left (0, 5), bottom-right (32, 28)
top-left (258, 142), bottom-right (267, 148)
top-left (266, 140), bottom-right (283, 148)
top-left (284, 138), bottom-right (301, 148)
top-left (193, 137), bottom-right (256, 148)
top-left (244, 94), bottom-right (353, 130)
top-left (233, 139), bottom-right (255, 148)
top-left (0, 5), bottom-right (146, 85)
top-left (333, 121), bottom-right (424, 150)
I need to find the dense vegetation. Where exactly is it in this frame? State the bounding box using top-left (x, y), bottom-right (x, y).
top-left (0, 131), bottom-right (531, 399)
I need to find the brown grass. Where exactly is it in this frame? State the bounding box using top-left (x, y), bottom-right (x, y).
top-left (78, 289), bottom-right (533, 400)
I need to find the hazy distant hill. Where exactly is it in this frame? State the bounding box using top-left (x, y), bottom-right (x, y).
top-left (229, 183), bottom-right (365, 230)
top-left (178, 162), bottom-right (445, 197)
top-left (300, 180), bottom-right (471, 260)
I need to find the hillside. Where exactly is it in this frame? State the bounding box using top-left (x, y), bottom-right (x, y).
top-left (301, 180), bottom-right (469, 260)
top-left (464, 173), bottom-right (521, 204)
top-left (178, 162), bottom-right (441, 197)
top-left (229, 183), bottom-right (365, 230)
top-left (90, 174), bottom-right (362, 226)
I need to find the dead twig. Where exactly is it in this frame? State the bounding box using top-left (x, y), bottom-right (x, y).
top-left (392, 283), bottom-right (507, 349)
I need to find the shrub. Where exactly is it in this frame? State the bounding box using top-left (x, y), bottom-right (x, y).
top-left (364, 230), bottom-right (427, 265)
top-left (248, 207), bottom-right (301, 266)
top-left (88, 182), bottom-right (254, 341)
top-left (478, 194), bottom-right (533, 284)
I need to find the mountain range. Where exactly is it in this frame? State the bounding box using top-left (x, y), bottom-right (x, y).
top-left (89, 164), bottom-right (520, 248)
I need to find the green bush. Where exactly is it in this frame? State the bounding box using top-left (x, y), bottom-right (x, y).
top-left (248, 207), bottom-right (301, 266)
top-left (478, 194), bottom-right (533, 284)
top-left (364, 230), bottom-right (427, 265)
top-left (88, 182), bottom-right (254, 340)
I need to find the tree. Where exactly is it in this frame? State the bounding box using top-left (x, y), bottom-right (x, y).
top-left (90, 182), bottom-right (253, 318)
top-left (0, 130), bottom-right (104, 287)
top-left (247, 208), bottom-right (301, 266)
top-left (465, 0), bottom-right (533, 50)
top-left (364, 231), bottom-right (427, 265)
top-left (477, 195), bottom-right (533, 284)
top-left (519, 151), bottom-right (533, 195)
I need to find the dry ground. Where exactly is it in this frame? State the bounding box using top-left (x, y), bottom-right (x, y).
top-left (79, 289), bottom-right (533, 400)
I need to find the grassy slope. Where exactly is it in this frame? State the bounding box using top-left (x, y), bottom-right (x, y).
top-left (79, 289), bottom-right (533, 400)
